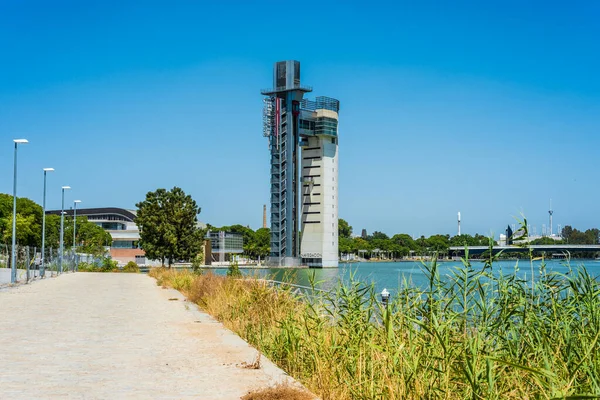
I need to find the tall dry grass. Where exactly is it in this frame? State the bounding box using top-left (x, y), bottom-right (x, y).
top-left (150, 258), bottom-right (600, 399)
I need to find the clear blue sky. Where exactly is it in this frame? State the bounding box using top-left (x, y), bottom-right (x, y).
top-left (1, 0), bottom-right (599, 238)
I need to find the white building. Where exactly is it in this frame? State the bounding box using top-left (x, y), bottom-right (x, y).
top-left (299, 98), bottom-right (340, 268)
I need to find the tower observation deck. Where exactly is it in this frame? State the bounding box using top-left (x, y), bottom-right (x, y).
top-left (262, 61), bottom-right (340, 268)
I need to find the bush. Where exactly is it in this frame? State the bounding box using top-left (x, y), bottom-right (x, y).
top-left (100, 258), bottom-right (118, 272)
top-left (77, 262), bottom-right (95, 272)
top-left (123, 261), bottom-right (140, 273)
top-left (78, 259), bottom-right (118, 272)
top-left (227, 259), bottom-right (242, 278)
top-left (191, 254), bottom-right (203, 273)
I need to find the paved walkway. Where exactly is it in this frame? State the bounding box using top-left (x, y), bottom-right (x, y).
top-left (0, 273), bottom-right (297, 399)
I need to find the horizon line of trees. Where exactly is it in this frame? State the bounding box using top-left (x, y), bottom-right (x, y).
top-left (338, 218), bottom-right (491, 258)
top-left (9, 185), bottom-right (595, 265)
top-left (339, 219), bottom-right (600, 259)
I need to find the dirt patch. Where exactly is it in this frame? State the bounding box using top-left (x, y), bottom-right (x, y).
top-left (240, 353), bottom-right (261, 369)
top-left (241, 384), bottom-right (315, 400)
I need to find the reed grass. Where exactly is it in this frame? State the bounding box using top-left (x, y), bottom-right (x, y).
top-left (150, 257), bottom-right (600, 399)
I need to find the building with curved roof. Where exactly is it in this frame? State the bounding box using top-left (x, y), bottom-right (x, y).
top-left (46, 207), bottom-right (145, 265)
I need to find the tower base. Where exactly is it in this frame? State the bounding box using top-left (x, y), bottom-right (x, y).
top-left (266, 256), bottom-right (302, 268)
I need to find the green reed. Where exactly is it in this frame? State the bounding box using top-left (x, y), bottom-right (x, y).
top-left (151, 251), bottom-right (600, 399)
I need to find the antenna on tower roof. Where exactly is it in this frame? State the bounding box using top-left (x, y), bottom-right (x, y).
top-left (548, 198), bottom-right (554, 236)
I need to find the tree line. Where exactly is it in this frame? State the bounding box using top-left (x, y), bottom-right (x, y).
top-left (338, 218), bottom-right (490, 258)
top-left (139, 187), bottom-right (600, 264)
top-left (0, 193), bottom-right (112, 255)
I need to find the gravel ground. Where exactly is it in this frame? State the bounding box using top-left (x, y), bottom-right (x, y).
top-left (0, 272), bottom-right (299, 399)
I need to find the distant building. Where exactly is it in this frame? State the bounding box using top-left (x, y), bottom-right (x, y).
top-left (47, 207), bottom-right (144, 265)
top-left (204, 231), bottom-right (244, 265)
top-left (47, 206), bottom-right (207, 265)
top-left (361, 229), bottom-right (368, 239)
top-left (506, 225), bottom-right (513, 245)
top-left (499, 233), bottom-right (507, 246)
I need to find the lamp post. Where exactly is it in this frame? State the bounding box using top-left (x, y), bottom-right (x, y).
top-left (11, 139), bottom-right (28, 284)
top-left (59, 186), bottom-right (71, 274)
top-left (41, 168), bottom-right (54, 278)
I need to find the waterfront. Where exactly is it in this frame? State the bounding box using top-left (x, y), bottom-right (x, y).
top-left (216, 259), bottom-right (600, 294)
top-left (165, 259), bottom-right (600, 398)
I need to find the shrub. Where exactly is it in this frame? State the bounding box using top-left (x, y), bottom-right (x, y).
top-left (123, 261), bottom-right (140, 273)
top-left (77, 262), bottom-right (95, 272)
top-left (100, 258), bottom-right (118, 272)
top-left (227, 259), bottom-right (242, 278)
top-left (191, 254), bottom-right (203, 273)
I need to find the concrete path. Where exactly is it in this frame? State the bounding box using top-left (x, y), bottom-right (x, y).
top-left (0, 273), bottom-right (297, 399)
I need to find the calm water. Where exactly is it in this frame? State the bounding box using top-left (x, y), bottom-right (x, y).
top-left (214, 259), bottom-right (600, 296)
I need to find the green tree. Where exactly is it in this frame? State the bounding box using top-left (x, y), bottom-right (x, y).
top-left (392, 233), bottom-right (416, 250)
top-left (426, 234), bottom-right (450, 254)
top-left (253, 227), bottom-right (270, 259)
top-left (135, 187), bottom-right (203, 267)
top-left (1, 214), bottom-right (37, 245)
top-left (339, 236), bottom-right (354, 255)
top-left (450, 234), bottom-right (478, 247)
top-left (67, 217), bottom-right (112, 255)
top-left (43, 214), bottom-right (61, 249)
top-left (584, 228), bottom-right (600, 244)
top-left (530, 237), bottom-right (562, 245)
top-left (370, 231), bottom-right (389, 241)
top-left (0, 194), bottom-right (43, 247)
top-left (338, 218), bottom-right (352, 238)
top-left (474, 234), bottom-right (491, 246)
top-left (562, 225), bottom-right (574, 242)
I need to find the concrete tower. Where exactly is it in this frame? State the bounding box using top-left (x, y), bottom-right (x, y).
top-left (262, 61), bottom-right (340, 267)
top-left (298, 96), bottom-right (340, 268)
top-left (262, 61), bottom-right (311, 267)
top-left (263, 204), bottom-right (267, 229)
top-left (457, 212), bottom-right (461, 236)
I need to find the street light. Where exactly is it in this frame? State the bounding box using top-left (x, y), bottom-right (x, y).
top-left (11, 139), bottom-right (28, 284)
top-left (59, 186), bottom-right (71, 274)
top-left (41, 168), bottom-right (54, 278)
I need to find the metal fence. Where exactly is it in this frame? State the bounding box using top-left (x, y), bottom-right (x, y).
top-left (0, 244), bottom-right (102, 285)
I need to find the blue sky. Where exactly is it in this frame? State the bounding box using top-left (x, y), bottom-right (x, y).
top-left (1, 0), bottom-right (599, 238)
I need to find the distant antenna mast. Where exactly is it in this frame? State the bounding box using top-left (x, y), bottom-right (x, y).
top-left (457, 212), bottom-right (461, 236)
top-left (548, 199), bottom-right (554, 236)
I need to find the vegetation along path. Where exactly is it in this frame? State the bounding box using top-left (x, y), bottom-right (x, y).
top-left (0, 273), bottom-right (299, 399)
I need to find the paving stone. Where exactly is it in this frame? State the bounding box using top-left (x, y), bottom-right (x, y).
top-left (0, 273), bottom-right (296, 399)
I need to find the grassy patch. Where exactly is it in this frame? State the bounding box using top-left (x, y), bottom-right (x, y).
top-left (150, 259), bottom-right (600, 399)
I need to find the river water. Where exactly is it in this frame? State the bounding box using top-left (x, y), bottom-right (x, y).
top-left (214, 259), bottom-right (600, 296)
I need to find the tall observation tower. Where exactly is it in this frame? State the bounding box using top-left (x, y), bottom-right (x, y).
top-left (262, 61), bottom-right (340, 267)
